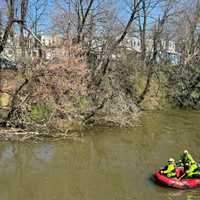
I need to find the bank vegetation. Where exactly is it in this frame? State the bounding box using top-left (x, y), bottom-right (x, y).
top-left (0, 0), bottom-right (200, 140)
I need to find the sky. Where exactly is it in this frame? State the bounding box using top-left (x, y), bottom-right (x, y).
top-left (0, 0), bottom-right (163, 35)
top-left (30, 0), bottom-right (163, 33)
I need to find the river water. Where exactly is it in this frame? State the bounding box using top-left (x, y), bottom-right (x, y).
top-left (0, 110), bottom-right (200, 200)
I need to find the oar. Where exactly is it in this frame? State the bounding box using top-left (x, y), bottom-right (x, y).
top-left (178, 173), bottom-right (185, 180)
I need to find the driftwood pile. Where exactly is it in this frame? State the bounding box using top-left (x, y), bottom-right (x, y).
top-left (0, 128), bottom-right (81, 142)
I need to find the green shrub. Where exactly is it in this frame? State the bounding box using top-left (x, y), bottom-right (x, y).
top-left (31, 104), bottom-right (53, 123)
top-left (71, 96), bottom-right (92, 111)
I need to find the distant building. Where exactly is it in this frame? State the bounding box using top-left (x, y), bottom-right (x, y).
top-left (123, 36), bottom-right (180, 64)
top-left (0, 30), bottom-right (180, 64)
top-left (0, 31), bottom-right (63, 61)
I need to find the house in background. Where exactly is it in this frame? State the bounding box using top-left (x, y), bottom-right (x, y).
top-left (0, 31), bottom-right (63, 61)
top-left (1, 30), bottom-right (180, 65)
top-left (123, 36), bottom-right (180, 64)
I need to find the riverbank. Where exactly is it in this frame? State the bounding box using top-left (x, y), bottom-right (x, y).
top-left (0, 67), bottom-right (163, 142)
top-left (0, 56), bottom-right (190, 141)
top-left (0, 110), bottom-right (140, 142)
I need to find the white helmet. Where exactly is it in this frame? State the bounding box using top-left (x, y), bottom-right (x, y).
top-left (168, 158), bottom-right (175, 163)
top-left (184, 150), bottom-right (188, 154)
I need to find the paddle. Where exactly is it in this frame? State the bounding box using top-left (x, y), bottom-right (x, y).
top-left (178, 173), bottom-right (185, 180)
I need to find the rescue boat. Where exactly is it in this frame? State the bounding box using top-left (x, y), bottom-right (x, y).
top-left (154, 167), bottom-right (200, 189)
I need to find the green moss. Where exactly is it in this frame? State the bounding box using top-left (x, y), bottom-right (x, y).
top-left (63, 97), bottom-right (92, 113)
top-left (79, 97), bottom-right (91, 109)
top-left (72, 96), bottom-right (92, 111)
top-left (31, 104), bottom-right (53, 123)
top-left (0, 110), bottom-right (8, 120)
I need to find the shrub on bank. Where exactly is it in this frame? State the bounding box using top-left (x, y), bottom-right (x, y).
top-left (30, 104), bottom-right (53, 123)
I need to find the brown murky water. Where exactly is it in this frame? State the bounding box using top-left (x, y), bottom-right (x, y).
top-left (0, 110), bottom-right (200, 200)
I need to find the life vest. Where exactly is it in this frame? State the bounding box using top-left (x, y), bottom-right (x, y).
top-left (182, 153), bottom-right (196, 165)
top-left (162, 164), bottom-right (176, 177)
top-left (185, 163), bottom-right (199, 178)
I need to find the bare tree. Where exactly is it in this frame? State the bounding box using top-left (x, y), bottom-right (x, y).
top-left (93, 0), bottom-right (144, 86)
top-left (137, 0), bottom-right (147, 61)
top-left (0, 9), bottom-right (2, 32)
top-left (0, 0), bottom-right (15, 54)
top-left (137, 0), bottom-right (178, 104)
top-left (29, 0), bottom-right (48, 35)
top-left (20, 0), bottom-right (29, 56)
top-left (76, 0), bottom-right (95, 43)
top-left (53, 0), bottom-right (95, 43)
top-left (165, 0), bottom-right (200, 107)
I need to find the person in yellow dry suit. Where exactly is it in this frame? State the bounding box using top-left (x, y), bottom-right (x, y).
top-left (180, 150), bottom-right (197, 166)
top-left (160, 158), bottom-right (177, 178)
top-left (183, 162), bottom-right (200, 179)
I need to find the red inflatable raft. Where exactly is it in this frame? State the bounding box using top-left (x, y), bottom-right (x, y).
top-left (154, 167), bottom-right (200, 189)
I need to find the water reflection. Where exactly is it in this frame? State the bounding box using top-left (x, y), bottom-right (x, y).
top-left (168, 190), bottom-right (200, 200)
top-left (33, 144), bottom-right (54, 162)
top-left (0, 110), bottom-right (199, 200)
